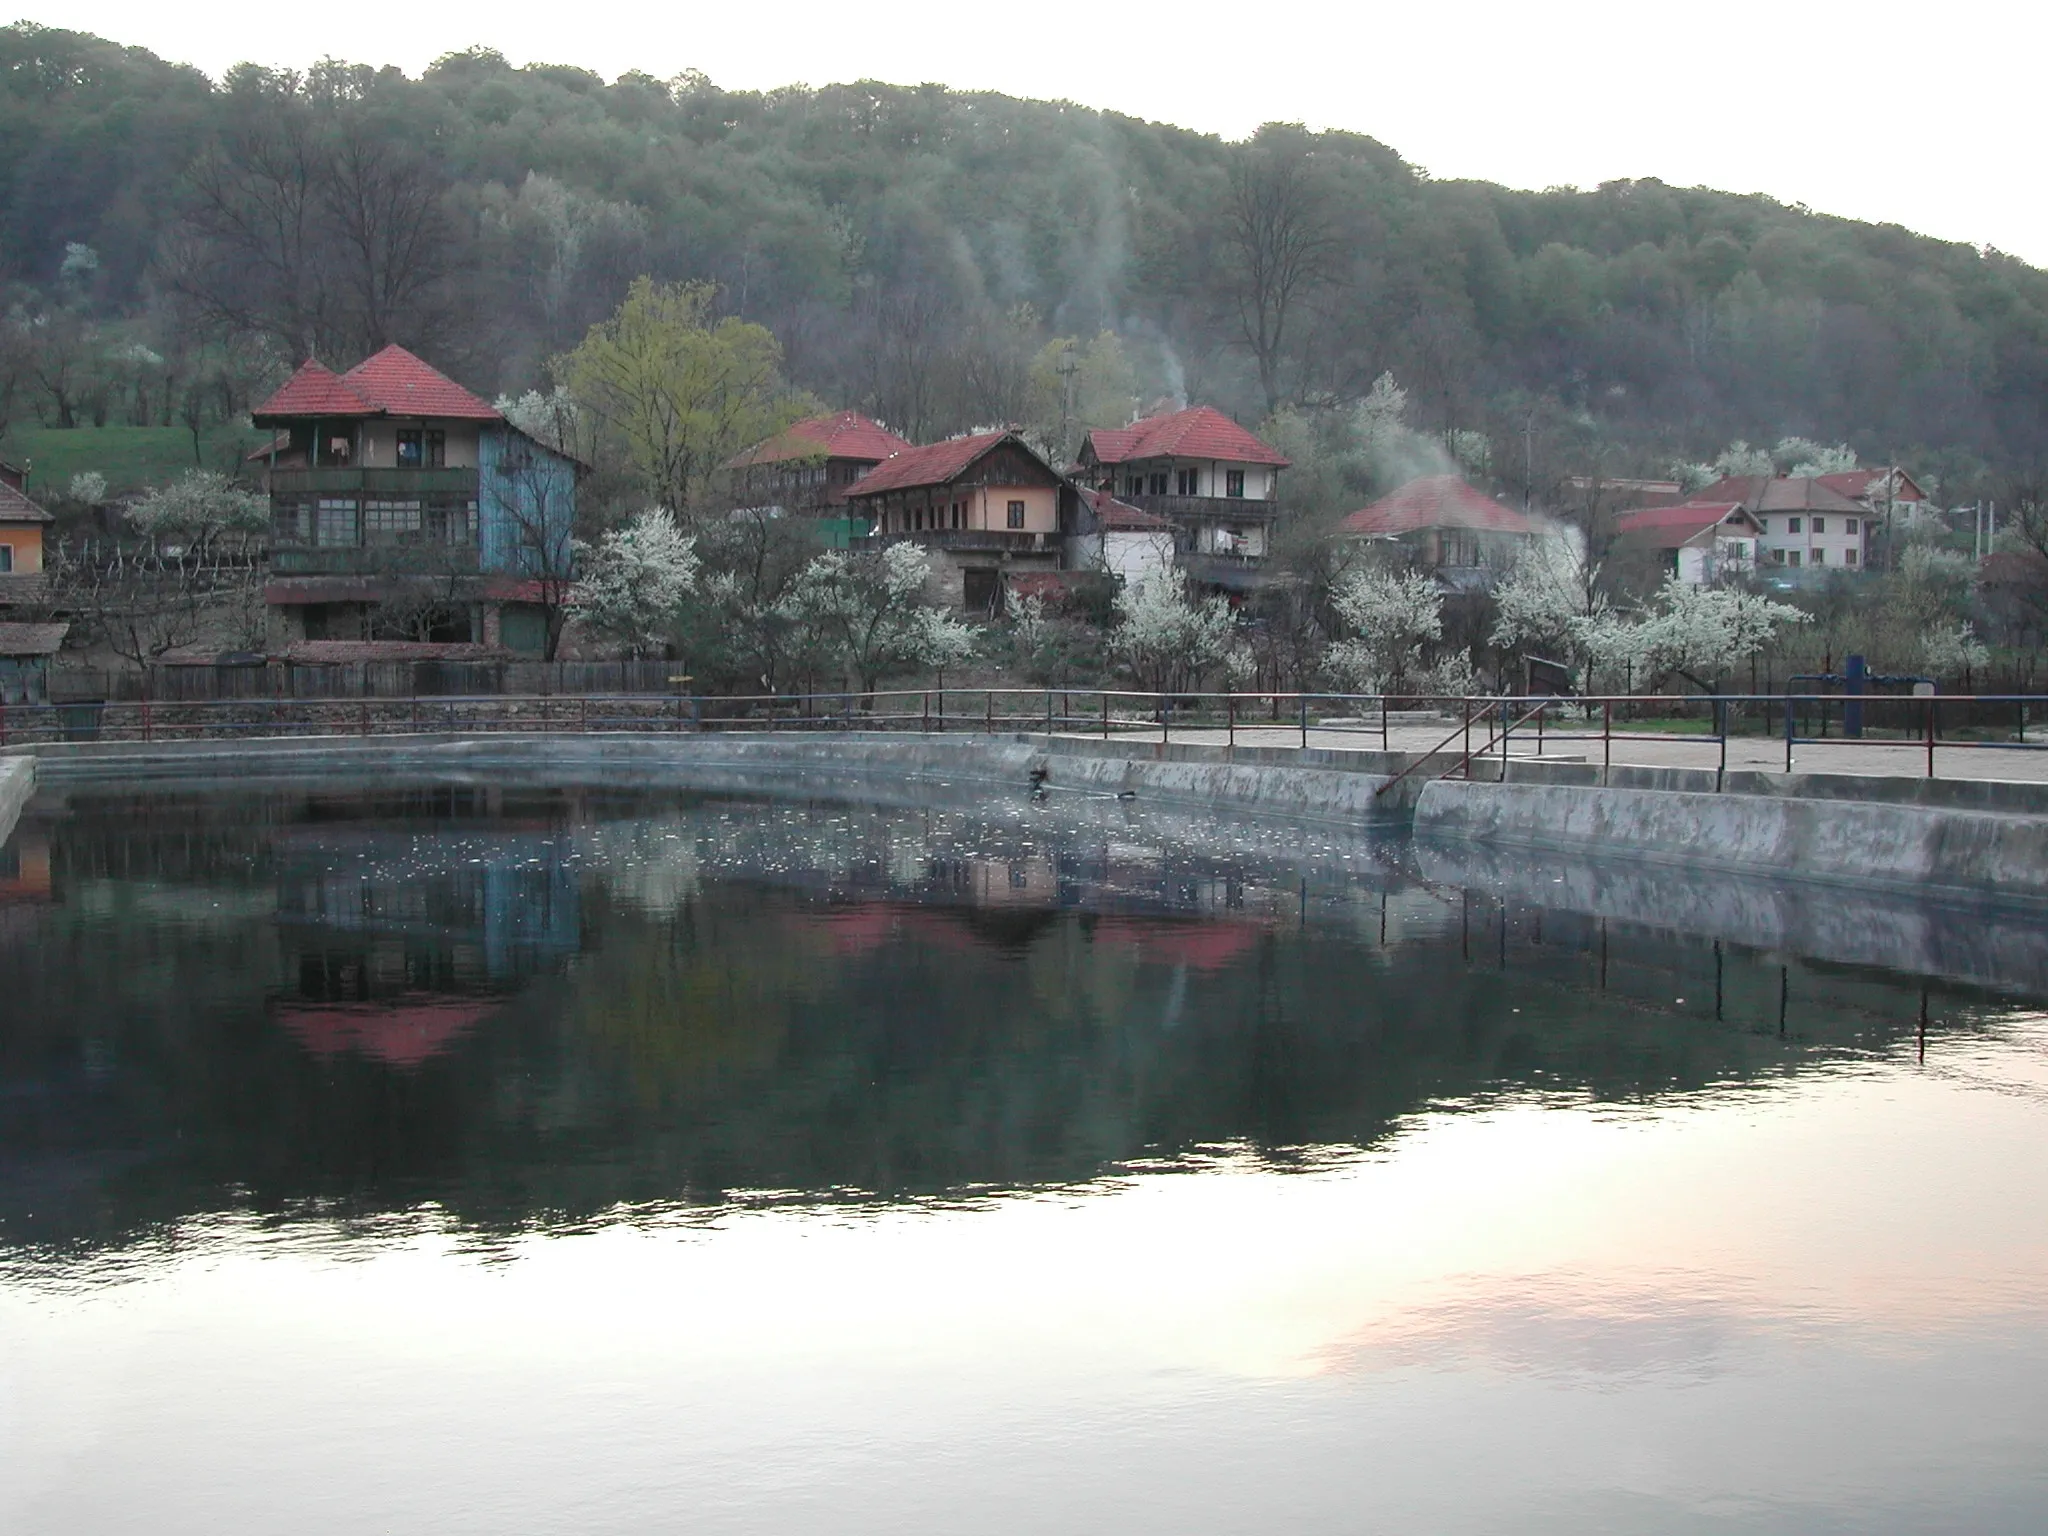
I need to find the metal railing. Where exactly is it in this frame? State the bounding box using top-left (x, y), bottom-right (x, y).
top-left (0, 687), bottom-right (2039, 783)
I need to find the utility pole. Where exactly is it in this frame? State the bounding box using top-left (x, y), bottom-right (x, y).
top-left (1055, 344), bottom-right (1080, 463)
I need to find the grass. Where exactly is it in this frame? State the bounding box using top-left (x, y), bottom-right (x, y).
top-left (0, 424), bottom-right (271, 495)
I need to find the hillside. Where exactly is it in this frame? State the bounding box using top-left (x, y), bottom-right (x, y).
top-left (6, 21), bottom-right (2048, 504)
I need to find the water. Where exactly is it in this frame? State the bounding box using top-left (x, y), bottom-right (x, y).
top-left (3, 779), bottom-right (2047, 1534)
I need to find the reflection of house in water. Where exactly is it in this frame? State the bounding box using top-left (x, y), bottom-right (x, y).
top-left (271, 826), bottom-right (581, 1067)
top-left (0, 826), bottom-right (52, 948)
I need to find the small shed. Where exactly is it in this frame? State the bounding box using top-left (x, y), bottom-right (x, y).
top-left (0, 621), bottom-right (68, 704)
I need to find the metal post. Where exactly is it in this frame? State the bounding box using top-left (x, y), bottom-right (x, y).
top-left (985, 690), bottom-right (993, 734)
top-left (923, 691), bottom-right (930, 733)
top-left (142, 699), bottom-right (152, 744)
top-left (1381, 694), bottom-right (1389, 752)
top-left (1603, 700), bottom-right (1611, 775)
top-left (1463, 697), bottom-right (1472, 763)
top-left (1162, 694), bottom-right (1170, 747)
top-left (1926, 697), bottom-right (1936, 778)
top-left (360, 700), bottom-right (369, 737)
top-left (581, 696), bottom-right (589, 733)
top-left (1045, 688), bottom-right (1053, 737)
top-left (1784, 693), bottom-right (1795, 773)
top-left (1716, 698), bottom-right (1727, 790)
top-left (1101, 691), bottom-right (1110, 739)
top-left (1227, 693), bottom-right (1236, 751)
top-left (1299, 694), bottom-right (1308, 751)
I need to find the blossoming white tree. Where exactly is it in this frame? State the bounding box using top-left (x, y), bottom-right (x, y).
top-left (1922, 620), bottom-right (1990, 685)
top-left (1322, 566), bottom-right (1441, 696)
top-left (782, 542), bottom-right (977, 695)
top-left (1574, 577), bottom-right (1808, 692)
top-left (1490, 537), bottom-right (1606, 670)
top-left (1108, 571), bottom-right (1236, 695)
top-left (569, 509), bottom-right (699, 655)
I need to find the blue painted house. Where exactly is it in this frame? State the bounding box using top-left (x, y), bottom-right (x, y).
top-left (253, 345), bottom-right (581, 657)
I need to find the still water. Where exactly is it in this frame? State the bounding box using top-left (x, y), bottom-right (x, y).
top-left (2, 779), bottom-right (2047, 1533)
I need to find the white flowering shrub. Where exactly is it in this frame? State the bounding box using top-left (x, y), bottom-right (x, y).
top-left (570, 508), bottom-right (699, 655)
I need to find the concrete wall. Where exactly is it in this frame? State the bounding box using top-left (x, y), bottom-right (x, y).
top-left (0, 754), bottom-right (32, 846)
top-left (1416, 778), bottom-right (2048, 905)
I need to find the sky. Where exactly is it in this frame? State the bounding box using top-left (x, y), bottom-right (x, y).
top-left (42, 0), bottom-right (2048, 264)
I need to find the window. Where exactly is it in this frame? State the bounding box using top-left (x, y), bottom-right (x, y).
top-left (1845, 517), bottom-right (1858, 534)
top-left (273, 499), bottom-right (311, 544)
top-left (1787, 550), bottom-right (1803, 567)
top-left (1226, 470), bottom-right (1246, 498)
top-left (1126, 476), bottom-right (1144, 497)
top-left (1811, 547), bottom-right (1825, 565)
top-left (1770, 548), bottom-right (1786, 565)
top-left (1787, 517), bottom-right (1802, 534)
top-left (1148, 472), bottom-right (1169, 496)
top-left (1006, 500), bottom-right (1026, 529)
top-left (0, 545), bottom-right (12, 573)
top-left (1846, 548), bottom-right (1859, 567)
top-left (1176, 467), bottom-right (1200, 496)
top-left (1812, 516), bottom-right (1826, 534)
top-left (364, 499), bottom-right (424, 542)
top-left (316, 498), bottom-right (358, 547)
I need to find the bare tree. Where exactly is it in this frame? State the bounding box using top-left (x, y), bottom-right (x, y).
top-left (1225, 133), bottom-right (1340, 415)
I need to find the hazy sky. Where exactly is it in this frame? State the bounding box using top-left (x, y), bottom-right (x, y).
top-left (45, 0), bottom-right (2048, 264)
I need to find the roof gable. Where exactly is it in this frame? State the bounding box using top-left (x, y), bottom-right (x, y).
top-left (1080, 487), bottom-right (1173, 531)
top-left (0, 480), bottom-right (54, 524)
top-left (1084, 406), bottom-right (1290, 469)
top-left (342, 345), bottom-right (501, 421)
top-left (845, 432), bottom-right (1059, 497)
top-left (1616, 502), bottom-right (1762, 547)
top-left (251, 359), bottom-right (378, 422)
top-left (1341, 475), bottom-right (1534, 538)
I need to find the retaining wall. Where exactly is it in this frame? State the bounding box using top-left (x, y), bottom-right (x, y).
top-left (0, 755), bottom-right (30, 847)
top-left (1415, 778), bottom-right (2048, 905)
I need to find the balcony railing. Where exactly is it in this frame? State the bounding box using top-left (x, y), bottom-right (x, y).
top-left (1121, 493), bottom-right (1280, 523)
top-left (267, 467), bottom-right (480, 499)
top-left (880, 529), bottom-right (1057, 553)
top-left (271, 544), bottom-right (482, 577)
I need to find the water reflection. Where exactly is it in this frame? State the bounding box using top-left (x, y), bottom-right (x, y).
top-left (0, 781), bottom-right (2032, 1259)
top-left (7, 783), bottom-right (2048, 1534)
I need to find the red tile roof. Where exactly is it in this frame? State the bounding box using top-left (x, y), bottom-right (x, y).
top-left (251, 359), bottom-right (379, 422)
top-left (1081, 487), bottom-right (1173, 531)
top-left (1341, 475), bottom-right (1534, 537)
top-left (0, 480), bottom-right (53, 524)
top-left (342, 345), bottom-right (501, 420)
top-left (252, 347), bottom-right (501, 424)
top-left (1084, 405), bottom-right (1290, 468)
top-left (1814, 468), bottom-right (1926, 504)
top-left (275, 996), bottom-right (499, 1069)
top-left (730, 411), bottom-right (915, 468)
top-left (1616, 502), bottom-right (1759, 549)
top-left (284, 640), bottom-right (513, 664)
top-left (843, 431), bottom-right (1023, 497)
top-left (1694, 475), bottom-right (1864, 514)
top-left (0, 622), bottom-right (67, 656)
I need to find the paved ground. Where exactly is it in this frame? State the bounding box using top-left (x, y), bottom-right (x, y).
top-left (1070, 719), bottom-right (2048, 784)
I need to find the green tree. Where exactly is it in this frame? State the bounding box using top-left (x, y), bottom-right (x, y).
top-left (556, 277), bottom-right (809, 516)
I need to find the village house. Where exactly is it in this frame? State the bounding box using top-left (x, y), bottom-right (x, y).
top-left (726, 410), bottom-right (915, 546)
top-left (1814, 466), bottom-right (1930, 528)
top-left (1073, 406), bottom-right (1290, 590)
top-left (251, 345), bottom-right (582, 656)
top-left (1066, 488), bottom-right (1178, 586)
top-left (843, 431), bottom-right (1079, 612)
top-left (1693, 474), bottom-right (1869, 572)
top-left (1614, 502), bottom-right (1763, 586)
top-left (1340, 475), bottom-right (1539, 588)
top-left (0, 621), bottom-right (67, 703)
top-left (0, 460), bottom-right (52, 611)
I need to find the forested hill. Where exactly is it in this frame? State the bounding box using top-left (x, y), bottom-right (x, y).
top-left (8, 20), bottom-right (2048, 493)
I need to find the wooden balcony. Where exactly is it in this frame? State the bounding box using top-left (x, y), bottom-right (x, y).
top-left (1122, 494), bottom-right (1280, 524)
top-left (271, 544), bottom-right (481, 576)
top-left (880, 529), bottom-right (1058, 555)
top-left (267, 467), bottom-right (480, 499)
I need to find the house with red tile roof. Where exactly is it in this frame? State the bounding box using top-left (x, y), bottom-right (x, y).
top-left (1615, 502), bottom-right (1763, 586)
top-left (1341, 475), bottom-right (1538, 585)
top-left (843, 431), bottom-right (1079, 612)
top-left (1068, 487), bottom-right (1177, 586)
top-left (250, 345), bottom-right (582, 656)
top-left (0, 471), bottom-right (54, 612)
top-left (728, 411), bottom-right (914, 540)
top-left (1074, 406), bottom-right (1290, 590)
top-left (1687, 474), bottom-right (1870, 573)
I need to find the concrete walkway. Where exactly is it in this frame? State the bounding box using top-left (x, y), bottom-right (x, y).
top-left (1074, 721), bottom-right (2048, 784)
